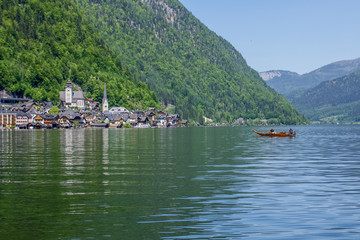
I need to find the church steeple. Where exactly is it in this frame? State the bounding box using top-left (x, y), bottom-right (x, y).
top-left (102, 83), bottom-right (108, 113)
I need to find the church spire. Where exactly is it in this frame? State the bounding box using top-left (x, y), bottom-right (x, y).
top-left (102, 83), bottom-right (109, 113)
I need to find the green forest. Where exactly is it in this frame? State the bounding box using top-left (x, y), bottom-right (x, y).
top-left (0, 0), bottom-right (308, 124)
top-left (293, 70), bottom-right (360, 123)
top-left (0, 0), bottom-right (160, 110)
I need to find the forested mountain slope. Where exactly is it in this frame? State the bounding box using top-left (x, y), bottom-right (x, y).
top-left (0, 0), bottom-right (159, 109)
top-left (0, 0), bottom-right (307, 124)
top-left (75, 0), bottom-right (307, 124)
top-left (293, 70), bottom-right (360, 123)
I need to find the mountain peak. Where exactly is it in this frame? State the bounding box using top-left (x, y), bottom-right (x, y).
top-left (259, 70), bottom-right (299, 81)
top-left (265, 57), bottom-right (360, 99)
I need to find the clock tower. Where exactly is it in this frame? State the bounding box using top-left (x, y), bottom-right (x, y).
top-left (65, 80), bottom-right (73, 105)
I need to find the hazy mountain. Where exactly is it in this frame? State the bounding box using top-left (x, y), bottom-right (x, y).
top-left (293, 70), bottom-right (360, 123)
top-left (262, 58), bottom-right (360, 100)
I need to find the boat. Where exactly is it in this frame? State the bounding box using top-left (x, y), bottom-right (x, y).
top-left (252, 129), bottom-right (295, 137)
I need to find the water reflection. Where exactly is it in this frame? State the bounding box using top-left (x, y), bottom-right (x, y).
top-left (1, 126), bottom-right (360, 239)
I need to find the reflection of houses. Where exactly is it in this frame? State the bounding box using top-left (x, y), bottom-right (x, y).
top-left (59, 81), bottom-right (85, 109)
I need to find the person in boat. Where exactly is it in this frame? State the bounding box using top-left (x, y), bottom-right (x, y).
top-left (269, 128), bottom-right (276, 134)
top-left (289, 128), bottom-right (294, 134)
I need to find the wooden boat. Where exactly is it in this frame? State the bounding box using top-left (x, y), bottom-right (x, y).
top-left (252, 129), bottom-right (295, 137)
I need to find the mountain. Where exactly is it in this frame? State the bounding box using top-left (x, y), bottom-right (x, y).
top-left (263, 58), bottom-right (360, 100)
top-left (259, 70), bottom-right (300, 82)
top-left (293, 70), bottom-right (360, 123)
top-left (0, 0), bottom-right (160, 109)
top-left (75, 0), bottom-right (307, 124)
top-left (0, 0), bottom-right (307, 124)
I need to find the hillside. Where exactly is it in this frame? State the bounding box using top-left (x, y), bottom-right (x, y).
top-left (0, 0), bottom-right (307, 124)
top-left (264, 58), bottom-right (360, 100)
top-left (75, 0), bottom-right (307, 124)
top-left (0, 0), bottom-right (160, 109)
top-left (293, 70), bottom-right (360, 123)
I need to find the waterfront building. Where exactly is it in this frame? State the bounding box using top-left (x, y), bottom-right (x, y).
top-left (59, 81), bottom-right (85, 109)
top-left (0, 110), bottom-right (17, 128)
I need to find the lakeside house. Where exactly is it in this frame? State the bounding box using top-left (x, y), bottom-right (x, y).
top-left (0, 109), bottom-right (17, 129)
top-left (1, 106), bottom-right (184, 129)
top-left (1, 81), bottom-right (186, 129)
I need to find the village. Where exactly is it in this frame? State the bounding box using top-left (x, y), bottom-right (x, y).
top-left (0, 81), bottom-right (188, 130)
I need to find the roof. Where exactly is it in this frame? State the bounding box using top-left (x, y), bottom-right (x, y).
top-left (130, 114), bottom-right (138, 119)
top-left (133, 110), bottom-right (144, 116)
top-left (0, 109), bottom-right (17, 114)
top-left (109, 107), bottom-right (129, 113)
top-left (43, 114), bottom-right (58, 120)
top-left (59, 91), bottom-right (85, 102)
top-left (59, 109), bottom-right (81, 120)
top-left (139, 117), bottom-right (148, 122)
top-left (145, 111), bottom-right (155, 116)
top-left (16, 112), bottom-right (32, 118)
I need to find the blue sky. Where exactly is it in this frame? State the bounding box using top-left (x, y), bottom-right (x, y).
top-left (179, 0), bottom-right (360, 74)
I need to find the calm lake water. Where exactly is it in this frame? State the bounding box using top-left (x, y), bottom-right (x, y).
top-left (1, 125), bottom-right (360, 239)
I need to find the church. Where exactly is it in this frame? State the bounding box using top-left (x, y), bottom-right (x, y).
top-left (59, 81), bottom-right (85, 109)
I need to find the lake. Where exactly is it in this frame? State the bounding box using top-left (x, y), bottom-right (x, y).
top-left (1, 125), bottom-right (360, 239)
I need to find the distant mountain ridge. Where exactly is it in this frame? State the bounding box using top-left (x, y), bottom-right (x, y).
top-left (293, 70), bottom-right (360, 123)
top-left (261, 58), bottom-right (360, 100)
